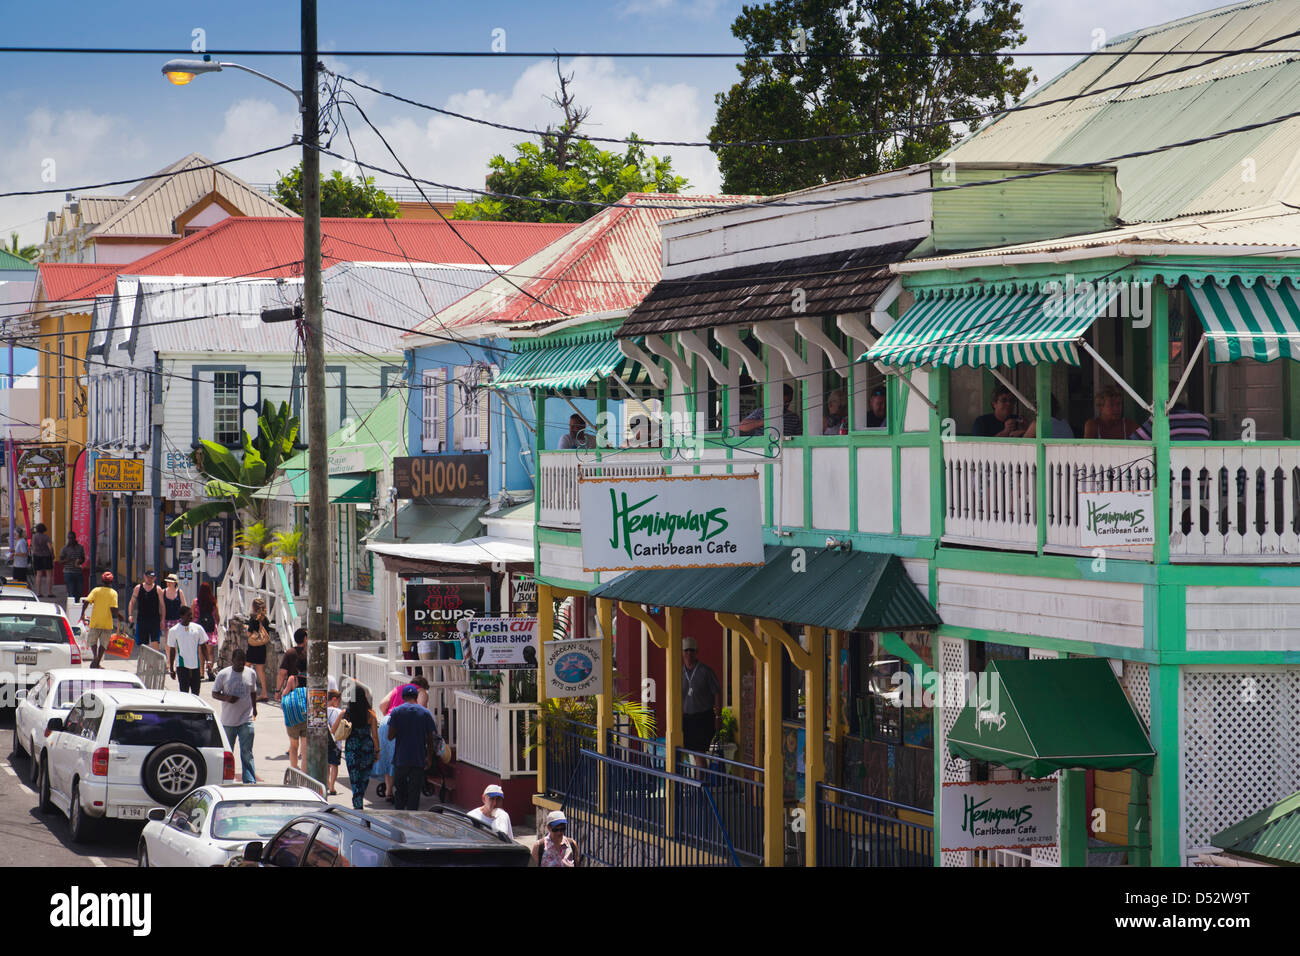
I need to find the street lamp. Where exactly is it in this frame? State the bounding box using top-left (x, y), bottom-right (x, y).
top-left (160, 25), bottom-right (329, 788)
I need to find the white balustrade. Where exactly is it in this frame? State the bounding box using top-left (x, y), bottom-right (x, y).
top-left (454, 690), bottom-right (538, 778)
top-left (1045, 444), bottom-right (1155, 556)
top-left (942, 441), bottom-right (1038, 549)
top-left (1169, 444), bottom-right (1300, 560)
top-left (539, 454), bottom-right (582, 529)
top-left (217, 550), bottom-right (302, 650)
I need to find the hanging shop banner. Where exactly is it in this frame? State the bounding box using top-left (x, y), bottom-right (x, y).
top-left (393, 455), bottom-right (489, 501)
top-left (15, 444), bottom-right (66, 489)
top-left (544, 638), bottom-right (604, 698)
top-left (466, 616), bottom-right (539, 670)
top-left (1078, 490), bottom-right (1154, 547)
top-left (405, 580), bottom-right (489, 651)
top-left (940, 779), bottom-right (1058, 853)
top-left (71, 453), bottom-right (91, 545)
top-left (510, 573), bottom-right (538, 614)
top-left (578, 472), bottom-right (765, 572)
top-left (93, 457), bottom-right (144, 493)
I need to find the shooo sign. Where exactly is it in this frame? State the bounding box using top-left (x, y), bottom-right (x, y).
top-left (1078, 490), bottom-right (1154, 547)
top-left (578, 472), bottom-right (764, 572)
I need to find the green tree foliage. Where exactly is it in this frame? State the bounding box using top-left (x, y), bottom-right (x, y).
top-left (8, 232), bottom-right (40, 262)
top-left (166, 401), bottom-right (300, 536)
top-left (273, 164), bottom-right (401, 218)
top-left (710, 0), bottom-right (1033, 194)
top-left (452, 60), bottom-right (688, 223)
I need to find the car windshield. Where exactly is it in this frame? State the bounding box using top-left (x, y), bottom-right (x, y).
top-left (55, 680), bottom-right (140, 708)
top-left (110, 710), bottom-right (222, 747)
top-left (0, 614), bottom-right (67, 644)
top-left (211, 801), bottom-right (325, 841)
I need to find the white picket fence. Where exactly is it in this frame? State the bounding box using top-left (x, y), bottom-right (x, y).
top-left (1170, 444), bottom-right (1300, 560)
top-left (454, 690), bottom-right (538, 778)
top-left (942, 441), bottom-right (1038, 549)
top-left (217, 550), bottom-right (301, 650)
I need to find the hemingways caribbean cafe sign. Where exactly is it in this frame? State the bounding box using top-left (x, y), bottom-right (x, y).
top-left (940, 779), bottom-right (1059, 852)
top-left (1078, 490), bottom-right (1155, 548)
top-left (578, 472), bottom-right (765, 572)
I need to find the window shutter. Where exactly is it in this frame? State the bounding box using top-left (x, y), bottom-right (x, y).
top-left (452, 365), bottom-right (467, 450)
top-left (136, 371), bottom-right (150, 449)
top-left (116, 373), bottom-right (126, 447)
top-left (421, 368), bottom-right (444, 453)
top-left (240, 370), bottom-right (262, 436)
top-left (477, 366), bottom-right (493, 451)
top-left (196, 369), bottom-right (215, 446)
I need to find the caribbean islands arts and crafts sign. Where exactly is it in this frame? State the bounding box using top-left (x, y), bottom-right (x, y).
top-left (578, 472), bottom-right (765, 572)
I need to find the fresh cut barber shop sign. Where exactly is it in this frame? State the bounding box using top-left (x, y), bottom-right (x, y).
top-left (1078, 490), bottom-right (1154, 547)
top-left (940, 779), bottom-right (1058, 852)
top-left (578, 472), bottom-right (764, 572)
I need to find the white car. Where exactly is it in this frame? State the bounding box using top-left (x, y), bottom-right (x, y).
top-left (0, 598), bottom-right (86, 710)
top-left (37, 688), bottom-right (234, 843)
top-left (14, 668), bottom-right (146, 783)
top-left (137, 784), bottom-right (327, 867)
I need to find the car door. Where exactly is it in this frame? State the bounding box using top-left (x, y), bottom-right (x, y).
top-left (302, 823), bottom-right (343, 868)
top-left (17, 674), bottom-right (49, 753)
top-left (47, 700), bottom-right (85, 801)
top-left (263, 821), bottom-right (317, 868)
top-left (155, 791), bottom-right (207, 867)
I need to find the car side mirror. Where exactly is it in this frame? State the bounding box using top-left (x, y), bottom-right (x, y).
top-left (15, 689), bottom-right (26, 701)
top-left (45, 717), bottom-right (63, 734)
top-left (147, 808), bottom-right (167, 822)
top-left (243, 841), bottom-right (263, 863)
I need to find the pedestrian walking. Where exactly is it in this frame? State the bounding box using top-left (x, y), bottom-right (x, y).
top-left (193, 582), bottom-right (220, 681)
top-left (167, 606), bottom-right (207, 694)
top-left (681, 636), bottom-right (722, 753)
top-left (59, 533), bottom-right (86, 603)
top-left (276, 627), bottom-right (308, 700)
top-left (80, 572), bottom-right (121, 668)
top-left (325, 688), bottom-right (344, 796)
top-left (244, 598), bottom-right (272, 702)
top-left (378, 674), bottom-right (428, 715)
top-left (342, 685), bottom-right (380, 809)
top-left (11, 531), bottom-right (29, 583)
top-left (212, 648), bottom-right (261, 783)
top-left (531, 810), bottom-right (581, 867)
top-left (162, 574), bottom-right (186, 644)
top-left (386, 683), bottom-right (441, 810)
top-left (30, 523), bottom-right (53, 599)
top-left (128, 569), bottom-right (165, 650)
top-left (281, 684), bottom-right (308, 772)
top-left (467, 784), bottom-right (514, 838)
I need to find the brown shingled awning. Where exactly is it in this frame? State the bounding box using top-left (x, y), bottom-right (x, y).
top-left (617, 239), bottom-right (920, 338)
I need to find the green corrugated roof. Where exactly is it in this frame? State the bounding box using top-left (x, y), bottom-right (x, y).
top-left (1211, 790), bottom-right (1300, 865)
top-left (491, 338), bottom-right (630, 391)
top-left (589, 546), bottom-right (940, 632)
top-left (280, 471), bottom-right (376, 504)
top-left (280, 391), bottom-right (406, 474)
top-left (0, 248), bottom-right (37, 271)
top-left (368, 499), bottom-right (488, 545)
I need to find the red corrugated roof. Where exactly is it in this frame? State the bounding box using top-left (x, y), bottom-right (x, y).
top-left (416, 193), bottom-right (758, 333)
top-left (36, 264), bottom-right (119, 303)
top-left (37, 216), bottom-right (576, 303)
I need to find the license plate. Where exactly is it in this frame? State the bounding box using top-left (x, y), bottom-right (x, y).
top-left (117, 806), bottom-right (147, 820)
top-left (14, 652), bottom-right (37, 666)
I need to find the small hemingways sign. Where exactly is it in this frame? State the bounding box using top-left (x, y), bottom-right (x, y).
top-left (544, 638), bottom-right (604, 698)
top-left (578, 472), bottom-right (765, 572)
top-left (1078, 490), bottom-right (1155, 547)
top-left (940, 779), bottom-right (1058, 852)
top-left (467, 616), bottom-right (539, 670)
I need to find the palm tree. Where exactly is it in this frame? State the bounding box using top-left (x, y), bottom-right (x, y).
top-left (7, 233), bottom-right (39, 263)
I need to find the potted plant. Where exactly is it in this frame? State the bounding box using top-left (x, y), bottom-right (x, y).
top-left (269, 528), bottom-right (304, 595)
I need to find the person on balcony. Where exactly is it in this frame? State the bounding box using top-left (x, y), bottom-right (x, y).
top-left (1021, 396), bottom-right (1075, 438)
top-left (823, 388), bottom-right (848, 434)
top-left (865, 385), bottom-right (887, 428)
top-left (558, 414), bottom-right (593, 449)
top-left (1084, 386), bottom-right (1138, 440)
top-left (1129, 399), bottom-right (1211, 441)
top-left (682, 636), bottom-right (722, 753)
top-left (738, 384), bottom-right (802, 437)
top-left (971, 386), bottom-right (1027, 437)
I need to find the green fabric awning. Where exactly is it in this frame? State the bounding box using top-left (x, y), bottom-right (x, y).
top-left (367, 500), bottom-right (489, 545)
top-left (280, 391), bottom-right (407, 475)
top-left (589, 545), bottom-right (940, 632)
top-left (947, 658), bottom-right (1155, 777)
top-left (1186, 279), bottom-right (1300, 363)
top-left (491, 338), bottom-right (642, 392)
top-left (1210, 790), bottom-right (1300, 865)
top-left (864, 286), bottom-right (1119, 368)
top-left (282, 470), bottom-right (376, 504)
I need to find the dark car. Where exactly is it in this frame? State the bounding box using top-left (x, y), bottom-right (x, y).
top-left (239, 805), bottom-right (530, 867)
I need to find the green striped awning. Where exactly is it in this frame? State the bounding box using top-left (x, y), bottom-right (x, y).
top-left (864, 286), bottom-right (1120, 368)
top-left (491, 339), bottom-right (631, 391)
top-left (1186, 279), bottom-right (1300, 363)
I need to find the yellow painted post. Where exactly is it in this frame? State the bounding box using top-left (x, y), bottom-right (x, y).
top-left (804, 626), bottom-right (825, 867)
top-left (595, 597), bottom-right (615, 814)
top-left (828, 630), bottom-right (844, 807)
top-left (536, 583), bottom-right (553, 795)
top-left (763, 626), bottom-right (784, 867)
top-left (665, 605), bottom-right (683, 838)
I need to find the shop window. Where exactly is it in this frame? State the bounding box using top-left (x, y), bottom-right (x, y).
top-left (352, 504), bottom-right (375, 593)
top-left (212, 371), bottom-right (241, 446)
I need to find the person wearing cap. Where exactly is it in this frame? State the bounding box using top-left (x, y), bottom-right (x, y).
top-left (682, 636), bottom-right (722, 753)
top-left (128, 569), bottom-right (166, 652)
top-left (866, 385), bottom-right (887, 429)
top-left (532, 810), bottom-right (581, 867)
top-left (387, 682), bottom-right (443, 810)
top-left (467, 784), bottom-right (514, 838)
top-left (81, 572), bottom-right (122, 668)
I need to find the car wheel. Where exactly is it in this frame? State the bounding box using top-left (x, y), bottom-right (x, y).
top-left (69, 780), bottom-right (95, 843)
top-left (11, 726), bottom-right (25, 758)
top-left (29, 747), bottom-right (41, 785)
top-left (141, 742), bottom-right (207, 805)
top-left (137, 843), bottom-right (149, 868)
top-left (37, 756), bottom-right (54, 814)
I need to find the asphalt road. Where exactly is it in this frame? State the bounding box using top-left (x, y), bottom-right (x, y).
top-left (0, 709), bottom-right (138, 867)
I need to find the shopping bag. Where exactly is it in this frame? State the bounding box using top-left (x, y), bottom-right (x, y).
top-left (105, 629), bottom-right (135, 660)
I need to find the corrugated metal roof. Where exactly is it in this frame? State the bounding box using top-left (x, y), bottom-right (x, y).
top-left (35, 263), bottom-right (118, 304)
top-left (412, 193), bottom-right (752, 335)
top-left (945, 0), bottom-right (1300, 222)
top-left (91, 153), bottom-right (294, 237)
top-left (76, 196), bottom-right (131, 225)
top-left (1211, 789), bottom-right (1300, 864)
top-left (0, 249), bottom-right (36, 272)
top-left (323, 261), bottom-right (498, 333)
top-left (620, 240), bottom-right (920, 338)
top-left (590, 545), bottom-right (941, 632)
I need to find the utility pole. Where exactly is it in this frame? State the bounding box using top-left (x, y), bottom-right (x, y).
top-left (302, 0), bottom-right (330, 785)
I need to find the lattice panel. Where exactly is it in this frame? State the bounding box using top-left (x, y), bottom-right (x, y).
top-left (1121, 661), bottom-right (1151, 732)
top-left (939, 636), bottom-right (971, 867)
top-left (1028, 649), bottom-right (1062, 866)
top-left (1182, 669), bottom-right (1300, 859)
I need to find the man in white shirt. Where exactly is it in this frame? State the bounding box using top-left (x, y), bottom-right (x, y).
top-left (466, 783), bottom-right (514, 838)
top-left (167, 606), bottom-right (207, 695)
top-left (211, 647), bottom-right (261, 783)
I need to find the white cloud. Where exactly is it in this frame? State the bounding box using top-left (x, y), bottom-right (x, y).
top-left (619, 0), bottom-right (727, 19)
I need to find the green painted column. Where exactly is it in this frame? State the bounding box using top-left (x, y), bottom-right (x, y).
top-left (1059, 769), bottom-right (1088, 867)
top-left (1152, 284), bottom-right (1171, 565)
top-left (1128, 771), bottom-right (1151, 868)
top-left (1148, 662), bottom-right (1183, 866)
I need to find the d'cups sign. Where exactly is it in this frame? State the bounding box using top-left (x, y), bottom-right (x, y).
top-left (940, 779), bottom-right (1058, 852)
top-left (405, 581), bottom-right (488, 648)
top-left (394, 455), bottom-right (489, 501)
top-left (544, 638), bottom-right (603, 698)
top-left (1078, 490), bottom-right (1154, 547)
top-left (578, 472), bottom-right (765, 572)
top-left (467, 616), bottom-right (539, 670)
